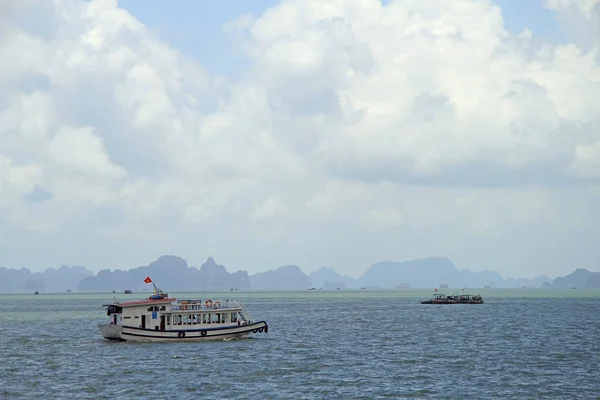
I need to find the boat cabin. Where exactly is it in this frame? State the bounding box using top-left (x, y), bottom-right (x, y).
top-left (105, 298), bottom-right (251, 332)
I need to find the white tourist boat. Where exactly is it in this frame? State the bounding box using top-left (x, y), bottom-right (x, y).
top-left (98, 278), bottom-right (268, 342)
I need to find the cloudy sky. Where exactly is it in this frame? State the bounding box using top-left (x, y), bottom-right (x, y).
top-left (1, 0), bottom-right (599, 279)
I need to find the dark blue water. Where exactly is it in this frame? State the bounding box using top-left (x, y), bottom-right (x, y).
top-left (1, 293), bottom-right (599, 399)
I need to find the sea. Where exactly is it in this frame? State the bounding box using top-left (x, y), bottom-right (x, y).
top-left (1, 289), bottom-right (599, 400)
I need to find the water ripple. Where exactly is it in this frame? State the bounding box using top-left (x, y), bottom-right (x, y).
top-left (0, 294), bottom-right (598, 399)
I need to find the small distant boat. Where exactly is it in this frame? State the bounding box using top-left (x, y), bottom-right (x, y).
top-left (421, 293), bottom-right (483, 304)
top-left (34, 291), bottom-right (39, 295)
top-left (124, 289), bottom-right (132, 294)
top-left (99, 277), bottom-right (268, 342)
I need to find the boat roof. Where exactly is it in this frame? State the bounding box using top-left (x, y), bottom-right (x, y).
top-left (104, 298), bottom-right (176, 308)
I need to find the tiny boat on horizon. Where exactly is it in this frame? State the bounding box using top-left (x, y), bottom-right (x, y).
top-left (420, 293), bottom-right (484, 304)
top-left (98, 277), bottom-right (268, 342)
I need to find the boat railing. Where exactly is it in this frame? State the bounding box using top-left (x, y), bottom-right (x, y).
top-left (170, 300), bottom-right (244, 311)
top-left (239, 304), bottom-right (253, 323)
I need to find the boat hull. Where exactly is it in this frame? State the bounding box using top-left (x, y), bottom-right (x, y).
top-left (98, 323), bottom-right (124, 340)
top-left (99, 321), bottom-right (269, 342)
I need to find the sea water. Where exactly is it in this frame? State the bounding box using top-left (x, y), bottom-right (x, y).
top-left (0, 289), bottom-right (599, 399)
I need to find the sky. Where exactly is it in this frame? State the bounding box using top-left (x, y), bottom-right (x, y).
top-left (0, 0), bottom-right (599, 279)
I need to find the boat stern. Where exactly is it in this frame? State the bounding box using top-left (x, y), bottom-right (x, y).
top-left (98, 323), bottom-right (123, 341)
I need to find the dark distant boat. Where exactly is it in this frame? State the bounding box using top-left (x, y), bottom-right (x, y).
top-left (124, 289), bottom-right (132, 294)
top-left (34, 291), bottom-right (39, 295)
top-left (421, 293), bottom-right (483, 304)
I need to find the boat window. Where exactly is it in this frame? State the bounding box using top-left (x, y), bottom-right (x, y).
top-left (166, 315), bottom-right (171, 325)
top-left (173, 315), bottom-right (181, 325)
top-left (231, 312), bottom-right (237, 322)
top-left (160, 306), bottom-right (166, 311)
top-left (147, 307), bottom-right (153, 311)
top-left (206, 313), bottom-right (211, 324)
top-left (222, 313), bottom-right (229, 323)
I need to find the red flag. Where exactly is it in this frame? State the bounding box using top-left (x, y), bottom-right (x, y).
top-left (144, 276), bottom-right (152, 284)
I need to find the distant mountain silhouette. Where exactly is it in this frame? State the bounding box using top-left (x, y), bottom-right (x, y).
top-left (551, 268), bottom-right (600, 289)
top-left (308, 266), bottom-right (356, 289)
top-left (250, 265), bottom-right (311, 290)
top-left (77, 255), bottom-right (250, 291)
top-left (0, 265), bottom-right (93, 293)
top-left (0, 255), bottom-right (598, 293)
top-left (356, 257), bottom-right (509, 289)
top-left (504, 275), bottom-right (553, 289)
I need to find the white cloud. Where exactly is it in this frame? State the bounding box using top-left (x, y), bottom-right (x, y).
top-left (48, 125), bottom-right (126, 179)
top-left (0, 0), bottom-right (599, 278)
top-left (545, 0), bottom-right (600, 49)
top-left (569, 141), bottom-right (600, 178)
top-left (241, 0), bottom-right (600, 179)
top-left (545, 0), bottom-right (600, 18)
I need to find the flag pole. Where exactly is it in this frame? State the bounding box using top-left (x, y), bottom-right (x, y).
top-left (145, 276), bottom-right (160, 294)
